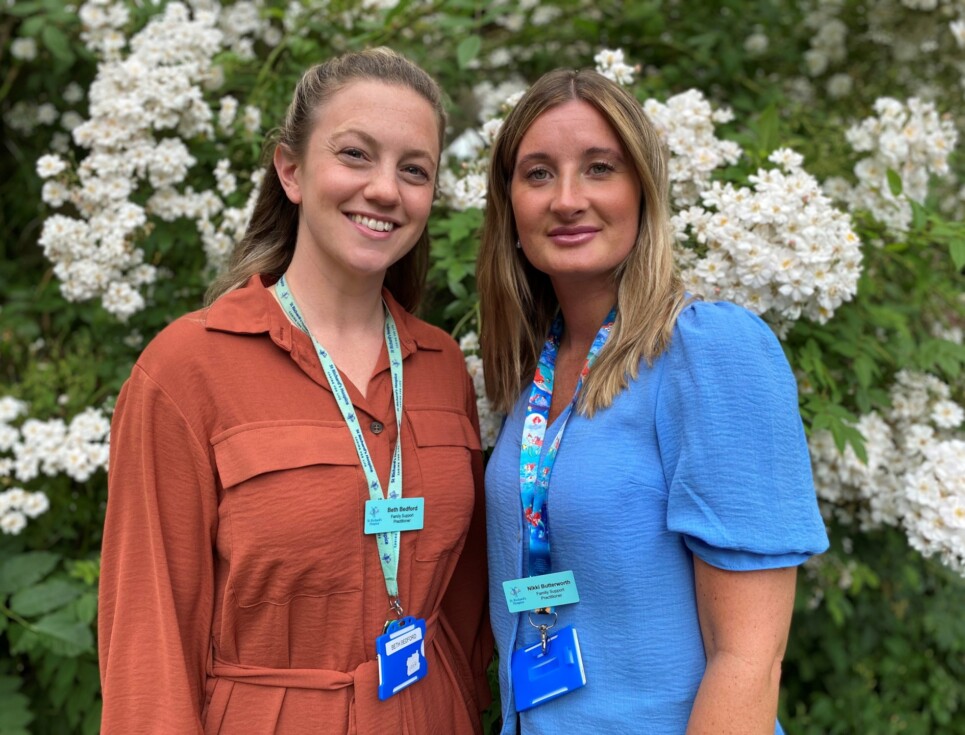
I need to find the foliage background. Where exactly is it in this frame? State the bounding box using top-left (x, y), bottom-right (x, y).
top-left (1, 1), bottom-right (964, 733)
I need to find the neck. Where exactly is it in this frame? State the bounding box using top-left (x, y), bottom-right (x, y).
top-left (282, 250), bottom-right (386, 337)
top-left (553, 279), bottom-right (616, 353)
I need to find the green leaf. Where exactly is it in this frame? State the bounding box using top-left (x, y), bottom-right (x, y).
top-left (853, 354), bottom-right (876, 389)
top-left (73, 590), bottom-right (98, 624)
top-left (16, 612), bottom-right (94, 657)
top-left (456, 35), bottom-right (481, 69)
top-left (886, 168), bottom-right (903, 197)
top-left (82, 701), bottom-right (103, 735)
top-left (0, 677), bottom-right (34, 733)
top-left (755, 104), bottom-right (780, 157)
top-left (10, 578), bottom-right (82, 617)
top-left (41, 24), bottom-right (74, 63)
top-left (48, 656), bottom-right (79, 710)
top-left (0, 552), bottom-right (61, 594)
top-left (2, 1), bottom-right (43, 16)
top-left (949, 239), bottom-right (965, 271)
top-left (20, 16), bottom-right (46, 37)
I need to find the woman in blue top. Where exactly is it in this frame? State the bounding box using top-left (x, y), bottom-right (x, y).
top-left (476, 68), bottom-right (829, 734)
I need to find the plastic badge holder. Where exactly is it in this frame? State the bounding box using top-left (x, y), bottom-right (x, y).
top-left (511, 625), bottom-right (587, 711)
top-left (376, 616), bottom-right (427, 701)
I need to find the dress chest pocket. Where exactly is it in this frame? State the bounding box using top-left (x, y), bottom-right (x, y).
top-left (212, 421), bottom-right (363, 607)
top-left (406, 408), bottom-right (481, 562)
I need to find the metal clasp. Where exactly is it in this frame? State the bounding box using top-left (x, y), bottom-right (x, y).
top-left (382, 598), bottom-right (405, 634)
top-left (527, 610), bottom-right (558, 655)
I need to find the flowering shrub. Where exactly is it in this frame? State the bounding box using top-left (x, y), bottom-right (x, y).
top-left (811, 370), bottom-right (965, 572)
top-left (2, 1), bottom-right (964, 733)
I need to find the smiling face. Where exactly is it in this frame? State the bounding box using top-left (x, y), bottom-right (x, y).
top-left (510, 99), bottom-right (642, 294)
top-left (274, 79), bottom-right (441, 291)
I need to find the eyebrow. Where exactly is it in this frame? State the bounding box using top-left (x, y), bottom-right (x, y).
top-left (515, 146), bottom-right (625, 167)
top-left (331, 129), bottom-right (436, 161)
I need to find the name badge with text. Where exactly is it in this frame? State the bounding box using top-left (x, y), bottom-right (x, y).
top-left (502, 570), bottom-right (580, 613)
top-left (364, 498), bottom-right (425, 534)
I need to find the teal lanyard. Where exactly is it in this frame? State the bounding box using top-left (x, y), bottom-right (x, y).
top-left (275, 275), bottom-right (405, 608)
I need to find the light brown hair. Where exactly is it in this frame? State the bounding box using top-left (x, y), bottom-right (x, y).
top-left (477, 68), bottom-right (685, 415)
top-left (206, 47), bottom-right (446, 311)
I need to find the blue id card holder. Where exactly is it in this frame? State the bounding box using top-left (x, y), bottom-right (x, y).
top-left (376, 616), bottom-right (427, 700)
top-left (511, 624), bottom-right (587, 711)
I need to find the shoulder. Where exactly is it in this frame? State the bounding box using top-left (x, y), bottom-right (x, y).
top-left (672, 299), bottom-right (779, 353)
top-left (129, 306), bottom-right (242, 398)
top-left (665, 299), bottom-right (787, 375)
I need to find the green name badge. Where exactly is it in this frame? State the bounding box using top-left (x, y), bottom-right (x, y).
top-left (364, 498), bottom-right (425, 534)
top-left (502, 571), bottom-right (580, 613)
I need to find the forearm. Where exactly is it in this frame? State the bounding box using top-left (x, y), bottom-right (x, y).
top-left (686, 651), bottom-right (782, 735)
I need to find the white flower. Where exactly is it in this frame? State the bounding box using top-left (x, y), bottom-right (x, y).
top-left (36, 154), bottom-right (68, 179)
top-left (11, 37), bottom-right (38, 61)
top-left (952, 20), bottom-right (965, 49)
top-left (0, 511), bottom-right (27, 535)
top-left (594, 48), bottom-right (635, 85)
top-left (826, 73), bottom-right (853, 99)
top-left (932, 400), bottom-right (964, 429)
top-left (744, 32), bottom-right (769, 55)
top-left (0, 396), bottom-right (28, 423)
top-left (21, 492), bottom-right (50, 518)
top-left (63, 82), bottom-right (85, 104)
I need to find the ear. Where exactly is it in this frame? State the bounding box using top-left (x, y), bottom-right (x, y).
top-left (273, 144), bottom-right (302, 205)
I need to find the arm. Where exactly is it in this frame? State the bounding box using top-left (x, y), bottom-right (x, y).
top-left (98, 366), bottom-right (217, 734)
top-left (686, 558), bottom-right (797, 735)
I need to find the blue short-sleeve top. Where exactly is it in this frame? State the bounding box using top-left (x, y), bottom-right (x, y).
top-left (485, 300), bottom-right (829, 735)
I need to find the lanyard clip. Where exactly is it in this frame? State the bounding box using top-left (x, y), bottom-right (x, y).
top-left (382, 598), bottom-right (405, 634)
top-left (527, 610), bottom-right (558, 655)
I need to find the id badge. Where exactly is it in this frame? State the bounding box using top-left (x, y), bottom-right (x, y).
top-left (376, 616), bottom-right (427, 700)
top-left (511, 625), bottom-right (586, 711)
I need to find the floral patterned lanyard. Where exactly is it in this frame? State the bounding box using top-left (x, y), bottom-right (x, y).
top-left (520, 308), bottom-right (616, 576)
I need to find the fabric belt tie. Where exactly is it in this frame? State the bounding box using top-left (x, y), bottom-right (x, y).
top-left (207, 612), bottom-right (440, 734)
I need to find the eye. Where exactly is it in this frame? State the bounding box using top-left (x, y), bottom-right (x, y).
top-left (339, 147), bottom-right (366, 161)
top-left (525, 167), bottom-right (550, 181)
top-left (401, 164), bottom-right (431, 182)
top-left (588, 161), bottom-right (615, 175)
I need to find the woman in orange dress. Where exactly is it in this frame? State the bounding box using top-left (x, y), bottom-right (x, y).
top-left (98, 48), bottom-right (492, 734)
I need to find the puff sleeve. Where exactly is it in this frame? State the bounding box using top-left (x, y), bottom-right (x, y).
top-left (656, 301), bottom-right (829, 570)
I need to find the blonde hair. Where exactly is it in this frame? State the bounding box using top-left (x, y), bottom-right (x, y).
top-left (477, 68), bottom-right (685, 415)
top-left (205, 47), bottom-right (446, 311)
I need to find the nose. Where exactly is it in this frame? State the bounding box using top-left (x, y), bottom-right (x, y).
top-left (549, 172), bottom-right (587, 217)
top-left (364, 165), bottom-right (402, 206)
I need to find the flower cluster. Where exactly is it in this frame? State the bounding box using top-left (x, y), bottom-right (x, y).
top-left (594, 49), bottom-right (635, 85)
top-left (825, 97), bottom-right (959, 232)
top-left (672, 148), bottom-right (863, 328)
top-left (33, 2), bottom-right (275, 319)
top-left (35, 2), bottom-right (226, 319)
top-left (459, 333), bottom-right (503, 451)
top-left (642, 90), bottom-right (741, 208)
top-left (438, 86), bottom-right (524, 212)
top-left (645, 87), bottom-right (861, 326)
top-left (0, 397), bottom-right (111, 533)
top-left (0, 488), bottom-right (50, 536)
top-left (810, 370), bottom-right (965, 575)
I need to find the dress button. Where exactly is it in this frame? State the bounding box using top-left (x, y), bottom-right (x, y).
top-left (370, 421), bottom-right (385, 435)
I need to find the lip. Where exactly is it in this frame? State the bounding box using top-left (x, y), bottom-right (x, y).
top-left (547, 225), bottom-right (600, 246)
top-left (345, 211), bottom-right (401, 239)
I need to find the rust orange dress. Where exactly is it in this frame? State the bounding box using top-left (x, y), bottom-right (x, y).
top-left (98, 276), bottom-right (492, 734)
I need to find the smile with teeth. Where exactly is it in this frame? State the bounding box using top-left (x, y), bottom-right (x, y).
top-left (349, 214), bottom-right (396, 232)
